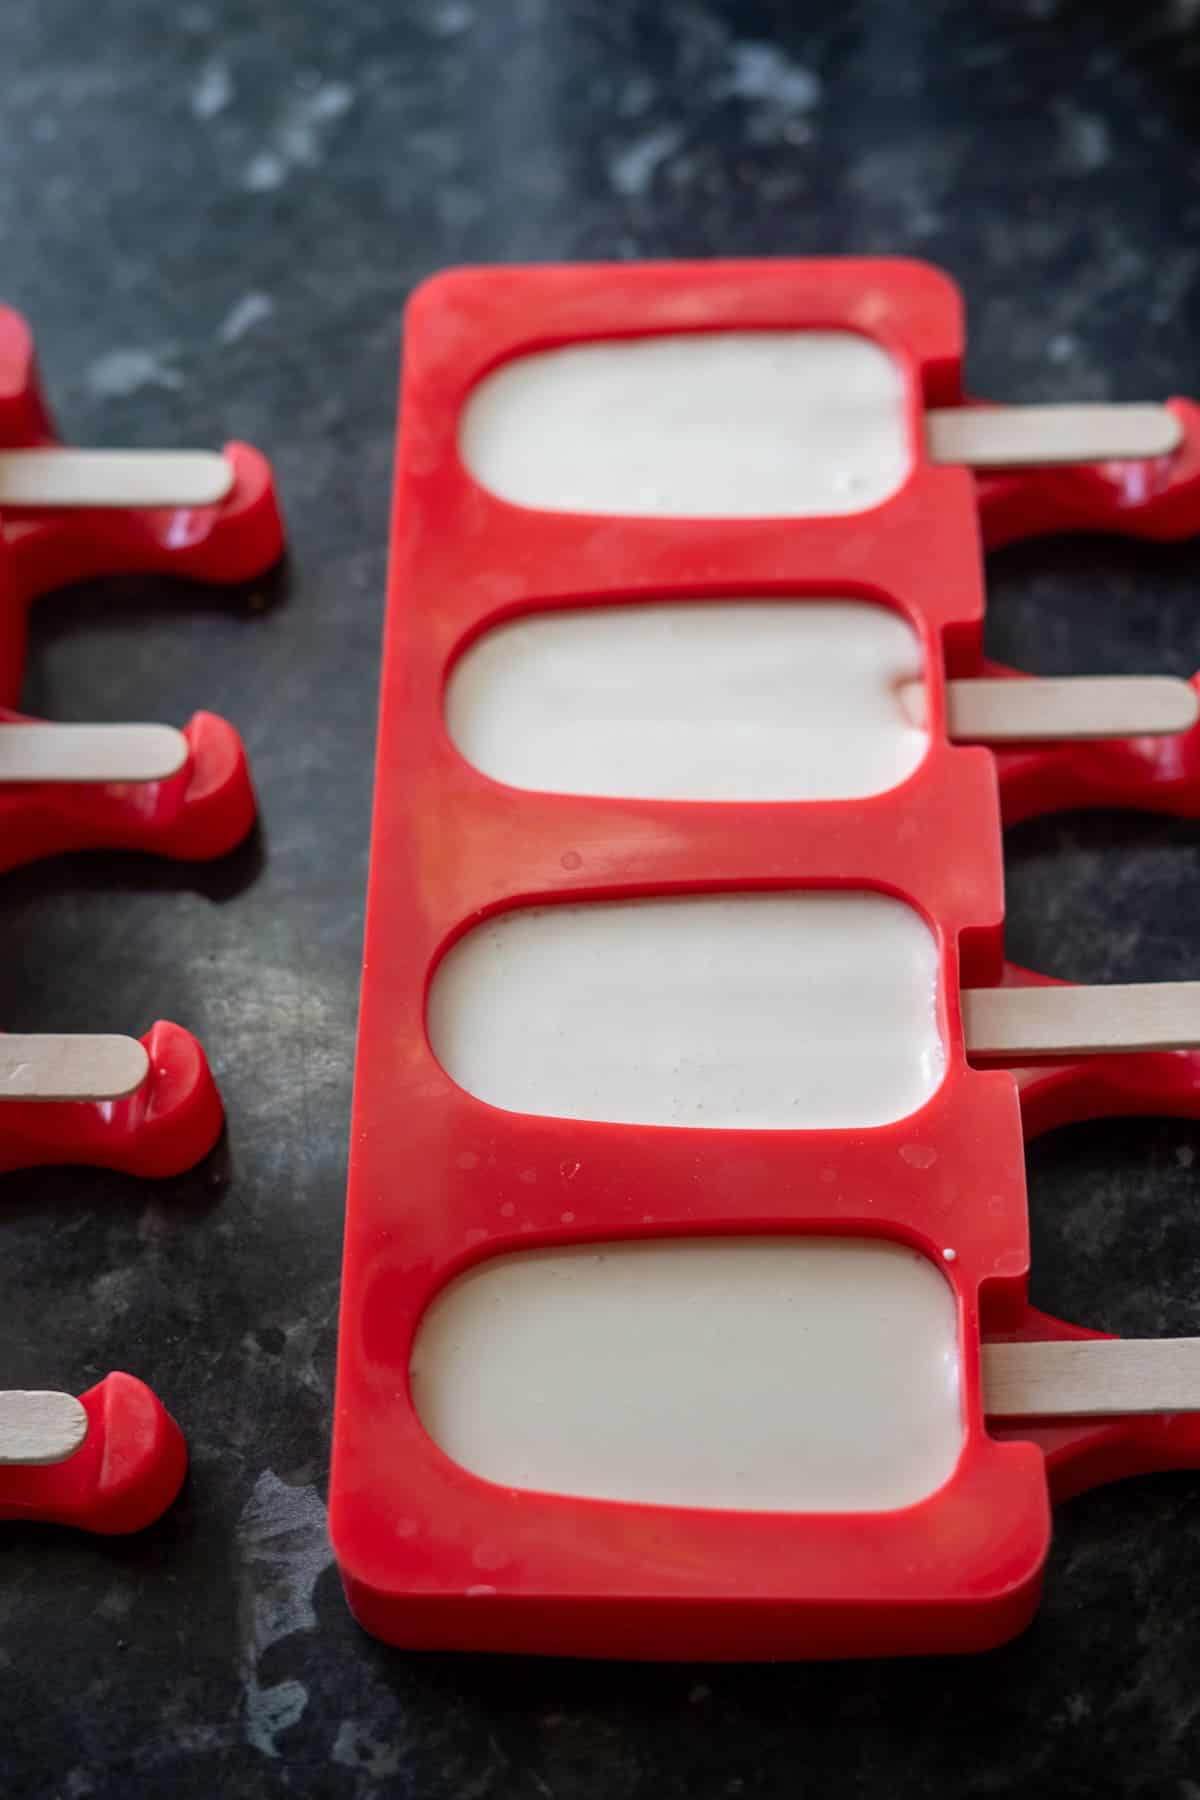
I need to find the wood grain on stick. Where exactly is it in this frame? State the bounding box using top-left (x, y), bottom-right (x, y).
top-left (0, 723), bottom-right (188, 784)
top-left (963, 982), bottom-right (1200, 1059)
top-left (926, 403), bottom-right (1182, 468)
top-left (984, 1338), bottom-right (1200, 1418)
top-left (0, 448), bottom-right (234, 509)
top-left (945, 675), bottom-right (1198, 743)
top-left (0, 1034), bottom-right (150, 1101)
top-left (0, 1391), bottom-right (88, 1465)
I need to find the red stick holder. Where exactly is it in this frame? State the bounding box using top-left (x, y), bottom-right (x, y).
top-left (0, 1373), bottom-right (187, 1534)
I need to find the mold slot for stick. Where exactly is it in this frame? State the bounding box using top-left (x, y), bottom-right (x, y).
top-left (446, 598), bottom-right (930, 803)
top-left (459, 331), bottom-right (912, 519)
top-left (410, 1236), bottom-right (964, 1513)
top-left (426, 891), bottom-right (947, 1130)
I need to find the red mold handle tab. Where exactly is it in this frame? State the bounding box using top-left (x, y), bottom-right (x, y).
top-left (976, 397), bottom-right (1200, 550)
top-left (981, 661), bottom-right (1200, 827)
top-left (0, 304), bottom-right (53, 445)
top-left (0, 1019), bottom-right (223, 1178)
top-left (0, 442), bottom-right (285, 707)
top-left (987, 1308), bottom-right (1200, 1505)
top-left (0, 1373), bottom-right (187, 1533)
top-left (0, 295), bottom-right (286, 705)
top-left (0, 441), bottom-right (284, 605)
top-left (1000, 963), bottom-right (1200, 1140)
top-left (0, 708), bottom-right (256, 871)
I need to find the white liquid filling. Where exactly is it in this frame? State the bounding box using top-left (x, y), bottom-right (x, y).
top-left (410, 1237), bottom-right (964, 1513)
top-left (446, 598), bottom-right (928, 802)
top-left (459, 330), bottom-right (911, 518)
top-left (427, 892), bottom-right (945, 1131)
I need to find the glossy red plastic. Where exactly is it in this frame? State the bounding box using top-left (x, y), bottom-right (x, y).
top-left (1003, 962), bottom-right (1200, 1141)
top-left (0, 1019), bottom-right (223, 1177)
top-left (970, 661), bottom-right (1200, 828)
top-left (976, 398), bottom-right (1200, 550)
top-left (0, 1373), bottom-right (187, 1533)
top-left (0, 304), bottom-right (285, 709)
top-left (0, 707), bottom-right (256, 871)
top-left (334, 259), bottom-right (1200, 1662)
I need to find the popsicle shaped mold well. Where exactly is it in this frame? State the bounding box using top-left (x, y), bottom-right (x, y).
top-left (428, 891), bottom-right (947, 1131)
top-left (413, 1239), bottom-right (1200, 1546)
top-left (335, 258), bottom-right (1200, 1661)
top-left (410, 1236), bottom-right (964, 1514)
top-left (446, 595), bottom-right (1198, 813)
top-left (461, 330), bottom-right (914, 518)
top-left (459, 319), bottom-right (1191, 530)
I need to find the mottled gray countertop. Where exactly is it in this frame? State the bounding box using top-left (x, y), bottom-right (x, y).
top-left (1, 1), bottom-right (1200, 1794)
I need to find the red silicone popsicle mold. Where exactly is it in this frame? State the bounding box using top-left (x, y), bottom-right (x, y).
top-left (333, 258), bottom-right (1200, 1661)
top-left (0, 1372), bottom-right (187, 1534)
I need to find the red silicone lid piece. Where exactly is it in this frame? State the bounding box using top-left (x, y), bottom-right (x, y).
top-left (0, 1018), bottom-right (223, 1178)
top-left (0, 303), bottom-right (286, 707)
top-left (988, 1308), bottom-right (1200, 1507)
top-left (0, 1373), bottom-right (187, 1534)
top-left (999, 962), bottom-right (1200, 1142)
top-left (977, 398), bottom-right (1200, 551)
top-left (979, 664), bottom-right (1200, 828)
top-left (0, 708), bottom-right (257, 872)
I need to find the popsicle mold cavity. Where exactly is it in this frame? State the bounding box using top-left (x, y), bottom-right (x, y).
top-left (446, 598), bottom-right (928, 802)
top-left (427, 891), bottom-right (946, 1130)
top-left (458, 330), bottom-right (911, 518)
top-left (410, 1236), bottom-right (964, 1513)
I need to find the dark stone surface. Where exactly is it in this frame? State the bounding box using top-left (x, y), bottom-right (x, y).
top-left (1, 0), bottom-right (1200, 1793)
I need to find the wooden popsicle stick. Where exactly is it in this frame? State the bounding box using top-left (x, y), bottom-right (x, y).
top-left (0, 448), bottom-right (234, 509)
top-left (963, 982), bottom-right (1200, 1059)
top-left (0, 1390), bottom-right (88, 1465)
top-left (944, 675), bottom-right (1198, 743)
top-left (0, 1034), bottom-right (150, 1102)
top-left (926, 403), bottom-right (1183, 468)
top-left (0, 723), bottom-right (188, 784)
top-left (984, 1338), bottom-right (1200, 1418)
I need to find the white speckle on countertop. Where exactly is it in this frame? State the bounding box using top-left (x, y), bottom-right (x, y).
top-left (721, 42), bottom-right (820, 111)
top-left (333, 1720), bottom-right (404, 1777)
top-left (237, 1471), bottom-right (332, 1757)
top-left (243, 150), bottom-right (286, 192)
top-left (87, 347), bottom-right (183, 398)
top-left (431, 0), bottom-right (474, 34)
top-left (219, 292), bottom-right (274, 344)
top-left (1057, 104), bottom-right (1111, 172)
top-left (242, 79), bottom-right (355, 192)
top-left (608, 124), bottom-right (684, 197)
top-left (191, 58), bottom-right (232, 119)
top-left (89, 1263), bottom-right (138, 1316)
